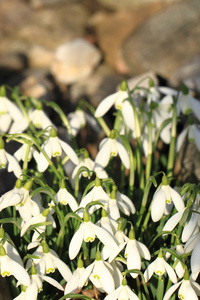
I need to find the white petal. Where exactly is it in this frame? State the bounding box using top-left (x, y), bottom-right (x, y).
top-left (116, 140), bottom-right (130, 169)
top-left (59, 139), bottom-right (79, 165)
top-left (79, 262), bottom-right (95, 288)
top-left (9, 258), bottom-right (31, 286)
top-left (191, 240), bottom-right (200, 274)
top-left (169, 186), bottom-right (185, 212)
top-left (176, 127), bottom-right (188, 152)
top-left (95, 140), bottom-right (111, 169)
top-left (163, 210), bottom-right (185, 232)
top-left (91, 223), bottom-right (118, 249)
top-left (164, 260), bottom-right (177, 283)
top-left (24, 282), bottom-right (38, 300)
top-left (94, 93), bottom-right (117, 117)
top-left (5, 152), bottom-right (22, 178)
top-left (163, 281), bottom-right (181, 300)
top-left (50, 249), bottom-right (72, 281)
top-left (151, 187), bottom-right (166, 222)
top-left (126, 241), bottom-right (141, 278)
top-left (69, 224), bottom-right (84, 260)
top-left (144, 259), bottom-right (157, 282)
top-left (137, 241), bottom-right (151, 260)
top-left (182, 212), bottom-right (198, 243)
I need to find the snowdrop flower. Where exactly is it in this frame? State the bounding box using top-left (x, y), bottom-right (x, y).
top-left (68, 109), bottom-right (99, 137)
top-left (95, 130), bottom-right (130, 170)
top-left (151, 175), bottom-right (185, 222)
top-left (165, 239), bottom-right (185, 279)
top-left (28, 103), bottom-right (55, 130)
top-left (53, 180), bottom-right (78, 211)
top-left (69, 210), bottom-right (118, 260)
top-left (0, 179), bottom-right (41, 222)
top-left (104, 277), bottom-right (140, 300)
top-left (78, 177), bottom-right (109, 216)
top-left (184, 232), bottom-right (200, 276)
top-left (163, 269), bottom-right (200, 300)
top-left (125, 228), bottom-right (150, 278)
top-left (64, 256), bottom-right (85, 295)
top-left (177, 85), bottom-right (200, 121)
top-left (20, 208), bottom-right (54, 238)
top-left (79, 250), bottom-right (115, 294)
top-left (176, 123), bottom-right (200, 152)
top-left (27, 241), bottom-right (72, 281)
top-left (37, 127), bottom-right (79, 172)
top-left (0, 244), bottom-right (30, 286)
top-left (144, 249), bottom-right (177, 283)
top-left (0, 138), bottom-right (22, 178)
top-left (14, 140), bottom-right (34, 163)
top-left (0, 95), bottom-right (24, 133)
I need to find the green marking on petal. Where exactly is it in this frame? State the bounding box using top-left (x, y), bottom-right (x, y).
top-left (111, 151), bottom-right (117, 157)
top-left (2, 271), bottom-right (10, 277)
top-left (166, 199), bottom-right (171, 204)
top-left (93, 274), bottom-right (100, 280)
top-left (178, 294), bottom-right (184, 299)
top-left (46, 268), bottom-right (55, 274)
top-left (155, 270), bottom-right (163, 275)
top-left (53, 151), bottom-right (61, 157)
top-left (85, 236), bottom-right (94, 242)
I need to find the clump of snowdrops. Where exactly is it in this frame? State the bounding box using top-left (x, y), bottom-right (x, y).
top-left (0, 78), bottom-right (199, 300)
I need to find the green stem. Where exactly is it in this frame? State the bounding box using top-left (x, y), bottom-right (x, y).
top-left (167, 97), bottom-right (177, 178)
top-left (145, 112), bottom-right (153, 182)
top-left (156, 276), bottom-right (164, 300)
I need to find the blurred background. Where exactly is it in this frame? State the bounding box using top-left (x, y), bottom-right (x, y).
top-left (0, 0), bottom-right (200, 108)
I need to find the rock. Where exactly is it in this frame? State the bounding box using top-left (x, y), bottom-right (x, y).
top-left (51, 38), bottom-right (102, 84)
top-left (122, 0), bottom-right (200, 78)
top-left (28, 45), bottom-right (54, 69)
top-left (169, 56), bottom-right (200, 95)
top-left (96, 0), bottom-right (178, 9)
top-left (89, 3), bottom-right (167, 73)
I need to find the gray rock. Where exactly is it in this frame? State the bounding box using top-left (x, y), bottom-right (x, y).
top-left (51, 38), bottom-right (102, 84)
top-left (122, 0), bottom-right (200, 78)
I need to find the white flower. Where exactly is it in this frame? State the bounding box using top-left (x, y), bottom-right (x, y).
top-left (68, 109), bottom-right (99, 137)
top-left (0, 139), bottom-right (22, 178)
top-left (0, 96), bottom-right (24, 133)
top-left (144, 251), bottom-right (177, 283)
top-left (37, 128), bottom-right (79, 172)
top-left (29, 108), bottom-right (54, 130)
top-left (78, 177), bottom-right (109, 216)
top-left (54, 182), bottom-right (78, 211)
top-left (79, 251), bottom-right (115, 294)
top-left (0, 245), bottom-right (30, 286)
top-left (27, 242), bottom-right (72, 281)
top-left (95, 130), bottom-right (130, 170)
top-left (176, 124), bottom-right (200, 152)
top-left (177, 91), bottom-right (200, 121)
top-left (104, 277), bottom-right (140, 300)
top-left (69, 211), bottom-right (118, 260)
top-left (14, 141), bottom-right (34, 162)
top-left (125, 229), bottom-right (151, 278)
top-left (64, 257), bottom-right (85, 295)
top-left (163, 271), bottom-right (200, 300)
top-left (151, 175), bottom-right (185, 222)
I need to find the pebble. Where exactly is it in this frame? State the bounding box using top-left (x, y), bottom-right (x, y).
top-left (50, 38), bottom-right (102, 84)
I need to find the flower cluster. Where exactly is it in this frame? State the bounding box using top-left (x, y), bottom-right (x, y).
top-left (0, 79), bottom-right (199, 300)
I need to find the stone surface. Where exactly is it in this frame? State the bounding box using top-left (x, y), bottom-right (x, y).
top-left (28, 45), bottom-right (54, 69)
top-left (96, 0), bottom-right (179, 9)
top-left (50, 38), bottom-right (102, 84)
top-left (122, 0), bottom-right (200, 78)
top-left (89, 2), bottom-right (167, 73)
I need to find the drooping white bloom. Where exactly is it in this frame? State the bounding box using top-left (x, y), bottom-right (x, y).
top-left (68, 109), bottom-right (99, 137)
top-left (163, 270), bottom-right (200, 300)
top-left (151, 175), bottom-right (185, 222)
top-left (0, 96), bottom-right (24, 133)
top-left (36, 127), bottom-right (79, 172)
top-left (176, 124), bottom-right (200, 152)
top-left (27, 242), bottom-right (72, 282)
top-left (29, 108), bottom-right (54, 130)
top-left (14, 141), bottom-right (34, 162)
top-left (0, 138), bottom-right (22, 178)
top-left (104, 277), bottom-right (140, 300)
top-left (53, 181), bottom-right (78, 211)
top-left (79, 251), bottom-right (115, 294)
top-left (125, 229), bottom-right (151, 278)
top-left (69, 211), bottom-right (118, 260)
top-left (0, 245), bottom-right (30, 286)
top-left (144, 250), bottom-right (177, 283)
top-left (78, 177), bottom-right (109, 216)
top-left (64, 257), bottom-right (85, 295)
top-left (177, 90), bottom-right (200, 121)
top-left (95, 130), bottom-right (130, 170)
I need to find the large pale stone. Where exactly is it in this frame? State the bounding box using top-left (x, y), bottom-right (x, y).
top-left (51, 38), bottom-right (102, 84)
